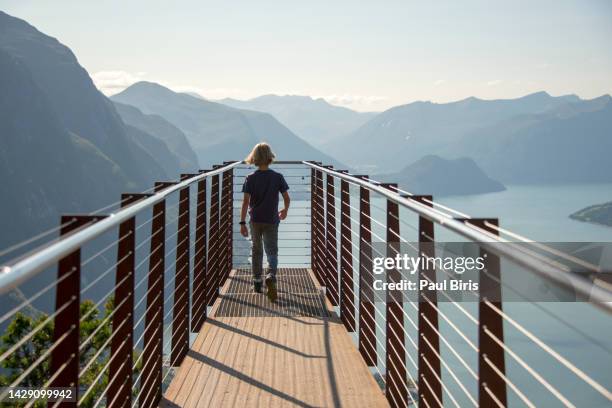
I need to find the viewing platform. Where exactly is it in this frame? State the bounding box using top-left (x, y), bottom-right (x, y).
top-left (0, 161), bottom-right (610, 408)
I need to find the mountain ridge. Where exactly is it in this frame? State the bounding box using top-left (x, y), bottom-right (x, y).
top-left (217, 94), bottom-right (376, 148)
top-left (327, 90), bottom-right (612, 181)
top-left (0, 48), bottom-right (130, 249)
top-left (0, 11), bottom-right (172, 251)
top-left (377, 155), bottom-right (506, 196)
top-left (112, 82), bottom-right (346, 168)
top-left (0, 11), bottom-right (167, 187)
top-left (113, 101), bottom-right (199, 176)
top-left (449, 98), bottom-right (612, 183)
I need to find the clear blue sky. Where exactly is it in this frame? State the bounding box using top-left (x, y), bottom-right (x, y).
top-left (3, 0), bottom-right (612, 111)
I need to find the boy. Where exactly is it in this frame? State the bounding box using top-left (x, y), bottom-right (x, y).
top-left (240, 143), bottom-right (290, 302)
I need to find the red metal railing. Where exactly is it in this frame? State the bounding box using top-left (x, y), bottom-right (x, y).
top-left (306, 161), bottom-right (612, 408)
top-left (0, 162), bottom-right (238, 407)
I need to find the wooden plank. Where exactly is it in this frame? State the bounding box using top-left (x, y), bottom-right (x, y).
top-left (182, 319), bottom-right (227, 408)
top-left (162, 268), bottom-right (388, 408)
top-left (162, 316), bottom-right (214, 402)
top-left (231, 315), bottom-right (259, 407)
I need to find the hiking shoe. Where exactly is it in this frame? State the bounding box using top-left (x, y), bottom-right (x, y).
top-left (254, 281), bottom-right (263, 293)
top-left (265, 277), bottom-right (277, 302)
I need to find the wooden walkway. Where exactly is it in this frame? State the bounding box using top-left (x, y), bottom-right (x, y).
top-left (162, 268), bottom-right (388, 407)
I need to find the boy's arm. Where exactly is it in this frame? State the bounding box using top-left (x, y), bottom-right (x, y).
top-left (279, 191), bottom-right (290, 220)
top-left (240, 193), bottom-right (250, 236)
top-left (240, 193), bottom-right (250, 223)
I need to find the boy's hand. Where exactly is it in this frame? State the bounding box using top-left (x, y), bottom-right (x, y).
top-left (240, 224), bottom-right (248, 237)
top-left (278, 208), bottom-right (288, 220)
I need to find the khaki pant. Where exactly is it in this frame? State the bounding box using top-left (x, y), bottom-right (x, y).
top-left (250, 223), bottom-right (279, 283)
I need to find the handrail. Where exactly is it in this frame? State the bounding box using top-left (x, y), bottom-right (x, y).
top-left (0, 161), bottom-right (242, 295)
top-left (302, 160), bottom-right (612, 313)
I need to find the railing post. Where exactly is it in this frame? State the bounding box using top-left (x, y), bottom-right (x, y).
top-left (219, 170), bottom-right (226, 283)
top-left (408, 195), bottom-right (442, 406)
top-left (51, 215), bottom-right (105, 408)
top-left (356, 175), bottom-right (376, 366)
top-left (207, 170), bottom-right (220, 306)
top-left (313, 168), bottom-right (325, 286)
top-left (172, 176), bottom-right (192, 366)
top-left (325, 170), bottom-right (339, 306)
top-left (192, 173), bottom-right (207, 331)
top-left (221, 167), bottom-right (232, 282)
top-left (220, 169), bottom-right (228, 283)
top-left (140, 181), bottom-right (173, 408)
top-left (226, 169), bottom-right (231, 278)
top-left (228, 166), bottom-right (234, 276)
top-left (338, 171), bottom-right (355, 331)
top-left (108, 195), bottom-right (149, 408)
top-left (381, 183), bottom-right (408, 408)
top-left (310, 167), bottom-right (317, 275)
top-left (464, 218), bottom-right (507, 407)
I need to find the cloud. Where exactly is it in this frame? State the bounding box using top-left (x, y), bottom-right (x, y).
top-left (91, 70), bottom-right (148, 95)
top-left (486, 79), bottom-right (503, 86)
top-left (434, 79), bottom-right (446, 86)
top-left (535, 62), bottom-right (551, 69)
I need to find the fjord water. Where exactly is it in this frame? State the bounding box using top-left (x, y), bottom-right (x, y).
top-left (287, 182), bottom-right (612, 407)
top-left (439, 183), bottom-right (612, 242)
top-left (435, 183), bottom-right (612, 407)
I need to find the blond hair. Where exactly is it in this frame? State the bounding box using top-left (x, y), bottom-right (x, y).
top-left (245, 142), bottom-right (275, 166)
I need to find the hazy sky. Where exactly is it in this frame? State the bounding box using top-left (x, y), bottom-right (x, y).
top-left (3, 0), bottom-right (612, 111)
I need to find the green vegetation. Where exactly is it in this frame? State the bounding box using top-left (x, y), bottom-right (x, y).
top-left (570, 201), bottom-right (612, 227)
top-left (0, 299), bottom-right (113, 408)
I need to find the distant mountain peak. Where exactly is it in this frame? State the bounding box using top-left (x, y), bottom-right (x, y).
top-left (123, 81), bottom-right (170, 93)
top-left (183, 91), bottom-right (205, 100)
top-left (0, 11), bottom-right (43, 35)
top-left (110, 82), bottom-right (345, 168)
top-left (115, 81), bottom-right (216, 106)
top-left (130, 80), bottom-right (161, 88)
top-left (258, 94), bottom-right (314, 100)
top-left (524, 90), bottom-right (551, 98)
top-left (215, 94), bottom-right (376, 147)
top-left (519, 91), bottom-right (582, 103)
top-left (251, 94), bottom-right (333, 106)
top-left (590, 94), bottom-right (612, 104)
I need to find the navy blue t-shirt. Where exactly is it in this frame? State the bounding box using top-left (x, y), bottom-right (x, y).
top-left (242, 169), bottom-right (289, 224)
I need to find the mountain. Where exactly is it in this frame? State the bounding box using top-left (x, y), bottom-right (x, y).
top-left (123, 124), bottom-right (185, 179)
top-left (570, 201), bottom-right (612, 227)
top-left (449, 97), bottom-right (612, 183)
top-left (0, 11), bottom-right (168, 250)
top-left (328, 91), bottom-right (582, 173)
top-left (183, 92), bottom-right (205, 100)
top-left (0, 48), bottom-right (128, 250)
top-left (377, 155), bottom-right (505, 196)
top-left (550, 94), bottom-right (611, 117)
top-left (0, 11), bottom-right (166, 188)
top-left (111, 82), bottom-right (345, 168)
top-left (113, 101), bottom-right (199, 176)
top-left (218, 95), bottom-right (376, 147)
